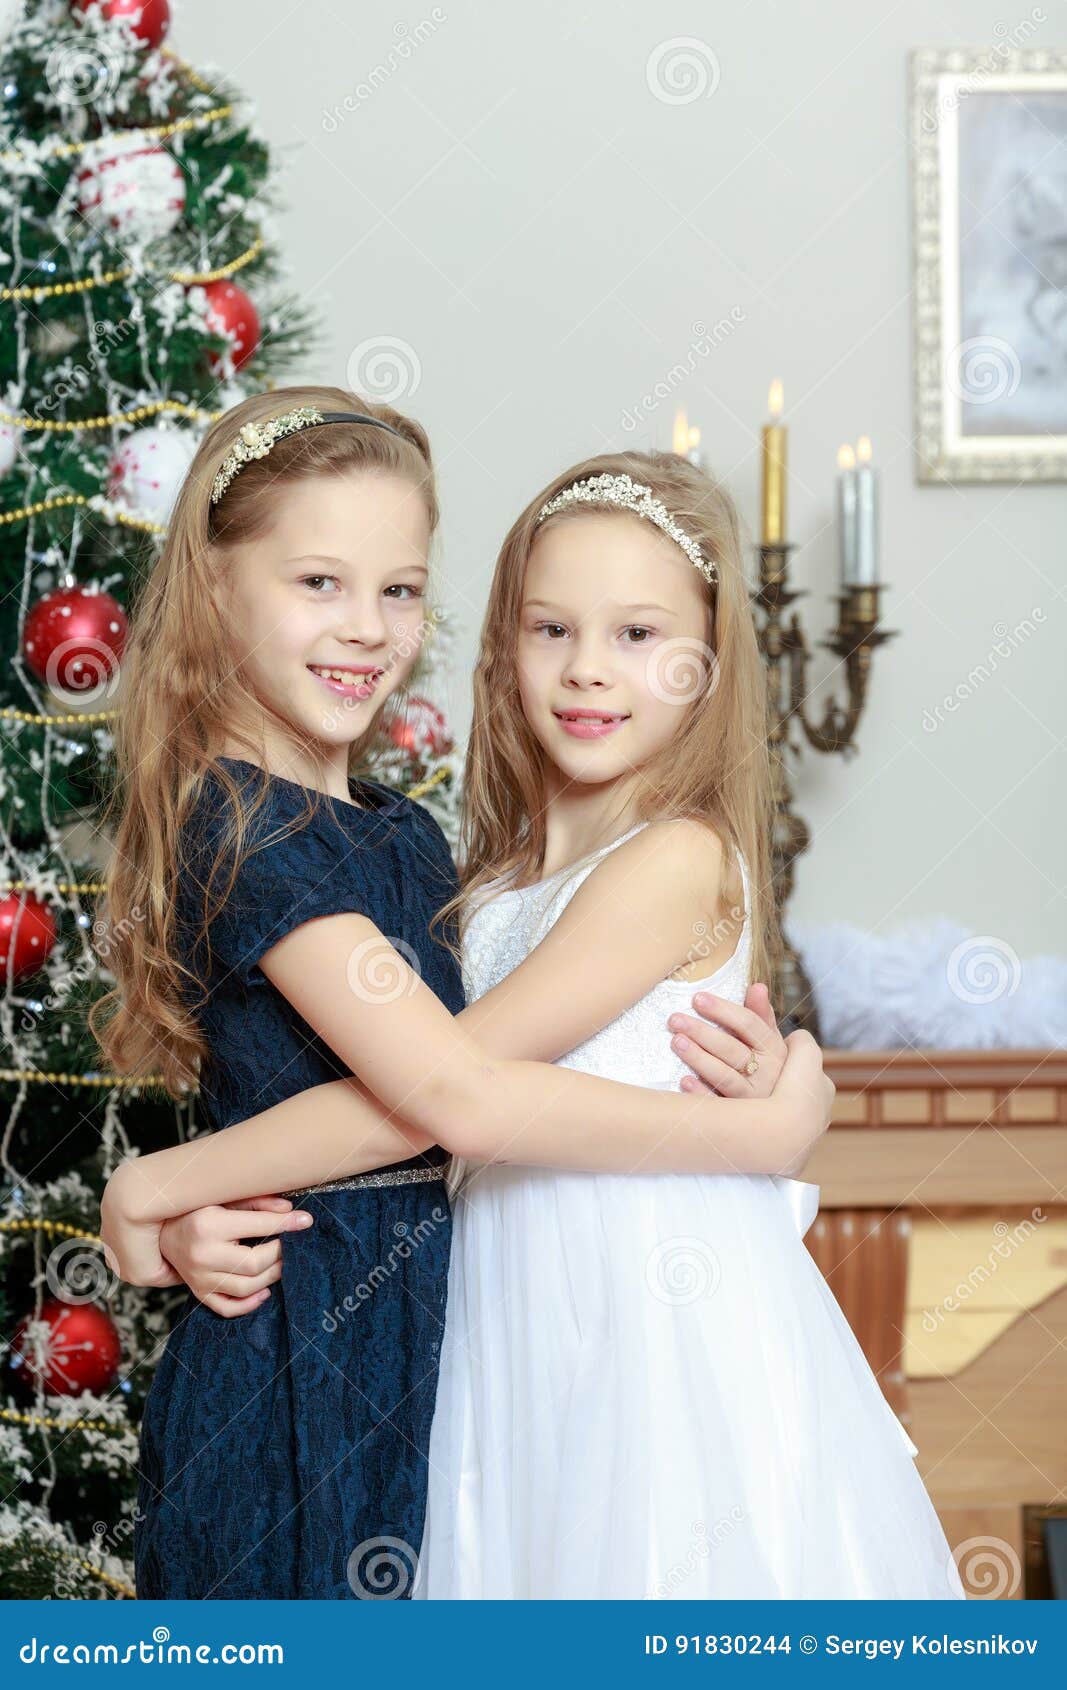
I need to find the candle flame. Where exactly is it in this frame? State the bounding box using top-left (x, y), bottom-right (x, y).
top-left (673, 409), bottom-right (690, 456)
top-left (688, 425), bottom-right (701, 449)
top-left (856, 435), bottom-right (872, 463)
top-left (767, 379), bottom-right (784, 419)
top-left (837, 444), bottom-right (856, 470)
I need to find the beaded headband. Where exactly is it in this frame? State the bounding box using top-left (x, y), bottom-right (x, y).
top-left (534, 471), bottom-right (717, 586)
top-left (210, 405), bottom-right (407, 505)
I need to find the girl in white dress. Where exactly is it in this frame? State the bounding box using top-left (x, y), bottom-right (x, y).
top-left (407, 454), bottom-right (963, 1600)
top-left (146, 447), bottom-right (963, 1600)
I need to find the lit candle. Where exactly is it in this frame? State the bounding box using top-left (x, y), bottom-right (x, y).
top-left (853, 435), bottom-right (880, 586)
top-left (673, 408), bottom-right (704, 468)
top-left (836, 444), bottom-right (858, 585)
top-left (760, 379), bottom-right (787, 544)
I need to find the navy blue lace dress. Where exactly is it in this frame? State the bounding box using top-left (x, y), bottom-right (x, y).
top-left (134, 757), bottom-right (464, 1600)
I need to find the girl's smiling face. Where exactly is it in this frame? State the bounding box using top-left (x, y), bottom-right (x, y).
top-left (216, 470), bottom-right (431, 750)
top-left (517, 511), bottom-right (714, 790)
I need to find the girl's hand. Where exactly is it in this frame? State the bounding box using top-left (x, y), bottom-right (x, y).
top-left (99, 1167), bottom-right (183, 1289)
top-left (768, 1029), bottom-right (836, 1176)
top-left (159, 1196), bottom-right (314, 1318)
top-left (668, 981), bottom-right (787, 1098)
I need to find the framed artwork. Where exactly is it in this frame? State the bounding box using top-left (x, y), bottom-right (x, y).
top-left (910, 46), bottom-right (1067, 482)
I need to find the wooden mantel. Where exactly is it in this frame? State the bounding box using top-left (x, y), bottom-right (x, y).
top-left (811, 1047), bottom-right (1067, 1208)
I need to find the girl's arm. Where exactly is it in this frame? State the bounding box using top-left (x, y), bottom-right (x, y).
top-left (250, 819), bottom-right (785, 1179)
top-left (103, 822), bottom-right (829, 1247)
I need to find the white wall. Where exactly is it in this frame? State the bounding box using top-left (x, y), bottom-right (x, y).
top-left (179, 0), bottom-right (1065, 955)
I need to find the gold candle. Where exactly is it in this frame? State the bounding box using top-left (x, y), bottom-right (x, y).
top-left (761, 378), bottom-right (787, 544)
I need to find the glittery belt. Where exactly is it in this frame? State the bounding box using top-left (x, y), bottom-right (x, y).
top-left (279, 1164), bottom-right (447, 1201)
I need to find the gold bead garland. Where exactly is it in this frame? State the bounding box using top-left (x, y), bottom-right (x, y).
top-left (0, 496), bottom-right (166, 534)
top-left (1, 234), bottom-right (265, 303)
top-left (0, 1070), bottom-right (165, 1089)
top-left (0, 102), bottom-right (234, 167)
top-left (2, 880), bottom-right (106, 895)
top-left (1, 1406), bottom-right (116, 1434)
top-left (0, 398), bottom-right (219, 433)
top-left (57, 1553), bottom-right (136, 1600)
top-left (0, 705), bottom-right (117, 724)
top-left (0, 1217), bottom-right (100, 1241)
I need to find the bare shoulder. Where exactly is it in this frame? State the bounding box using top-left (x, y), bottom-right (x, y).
top-left (572, 815), bottom-right (727, 914)
top-left (577, 818), bottom-right (744, 984)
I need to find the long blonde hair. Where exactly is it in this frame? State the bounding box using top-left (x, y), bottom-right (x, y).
top-left (437, 449), bottom-right (781, 998)
top-left (88, 385), bottom-right (439, 1097)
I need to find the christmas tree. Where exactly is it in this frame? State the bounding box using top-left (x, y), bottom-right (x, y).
top-left (0, 0), bottom-right (458, 1598)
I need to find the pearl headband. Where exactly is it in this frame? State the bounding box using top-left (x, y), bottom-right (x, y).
top-left (210, 405), bottom-right (407, 505)
top-left (535, 471), bottom-right (716, 585)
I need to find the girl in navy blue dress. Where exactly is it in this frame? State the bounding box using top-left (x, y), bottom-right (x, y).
top-left (96, 388), bottom-right (832, 1600)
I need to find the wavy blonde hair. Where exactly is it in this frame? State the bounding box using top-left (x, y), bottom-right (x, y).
top-left (88, 384), bottom-right (439, 1097)
top-left (436, 449), bottom-right (782, 999)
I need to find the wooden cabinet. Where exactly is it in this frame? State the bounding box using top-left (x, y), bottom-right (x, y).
top-left (806, 1049), bottom-right (1067, 1599)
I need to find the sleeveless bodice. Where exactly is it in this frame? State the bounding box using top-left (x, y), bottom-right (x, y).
top-left (462, 821), bottom-right (751, 1087)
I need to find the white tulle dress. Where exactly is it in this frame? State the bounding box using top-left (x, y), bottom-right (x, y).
top-left (412, 824), bottom-right (965, 1600)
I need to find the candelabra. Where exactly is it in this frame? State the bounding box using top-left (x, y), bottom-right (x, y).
top-left (752, 543), bottom-right (897, 1038)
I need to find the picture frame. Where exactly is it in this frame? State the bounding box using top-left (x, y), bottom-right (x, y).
top-left (910, 45), bottom-right (1067, 482)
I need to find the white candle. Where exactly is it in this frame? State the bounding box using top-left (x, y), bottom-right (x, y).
top-left (853, 436), bottom-right (879, 586)
top-left (673, 408), bottom-right (704, 469)
top-left (836, 444), bottom-right (858, 585)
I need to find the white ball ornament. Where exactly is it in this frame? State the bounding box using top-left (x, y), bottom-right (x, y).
top-left (0, 417), bottom-right (18, 478)
top-left (107, 425), bottom-right (194, 523)
top-left (76, 132), bottom-right (185, 245)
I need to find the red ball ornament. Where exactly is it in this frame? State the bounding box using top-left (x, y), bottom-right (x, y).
top-left (23, 587), bottom-right (127, 696)
top-left (387, 696), bottom-right (453, 759)
top-left (0, 891), bottom-right (56, 983)
top-left (201, 279), bottom-right (260, 372)
top-left (11, 1299), bottom-right (121, 1397)
top-left (71, 0), bottom-right (171, 48)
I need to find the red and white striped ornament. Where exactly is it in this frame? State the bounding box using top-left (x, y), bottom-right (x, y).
top-left (76, 131), bottom-right (184, 244)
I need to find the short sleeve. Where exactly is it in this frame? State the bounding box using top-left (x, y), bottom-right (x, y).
top-left (181, 776), bottom-right (373, 989)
